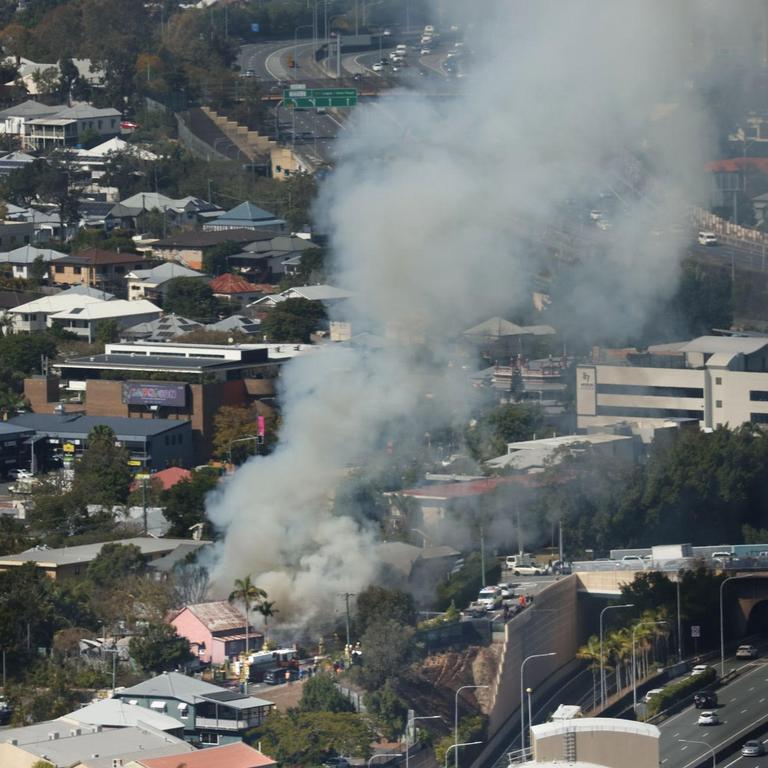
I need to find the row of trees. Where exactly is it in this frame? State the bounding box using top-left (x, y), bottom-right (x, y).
top-left (530, 425), bottom-right (768, 553)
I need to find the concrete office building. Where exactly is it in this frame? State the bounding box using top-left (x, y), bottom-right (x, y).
top-left (577, 335), bottom-right (768, 432)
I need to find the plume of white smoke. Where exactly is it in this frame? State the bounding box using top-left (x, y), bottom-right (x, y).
top-left (207, 1), bottom-right (761, 625)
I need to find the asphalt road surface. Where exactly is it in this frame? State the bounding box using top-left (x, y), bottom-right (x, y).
top-left (660, 660), bottom-right (768, 768)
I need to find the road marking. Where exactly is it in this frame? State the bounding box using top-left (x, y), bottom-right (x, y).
top-left (678, 708), bottom-right (768, 768)
top-left (731, 698), bottom-right (738, 702)
top-left (742, 709), bottom-right (749, 714)
top-left (722, 758), bottom-right (742, 768)
top-left (760, 698), bottom-right (766, 703)
top-left (673, 733), bottom-right (679, 737)
top-left (749, 687), bottom-right (755, 691)
top-left (662, 760), bottom-right (668, 764)
top-left (680, 745), bottom-right (688, 751)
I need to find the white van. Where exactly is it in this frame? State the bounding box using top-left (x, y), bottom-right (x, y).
top-left (698, 231), bottom-right (718, 246)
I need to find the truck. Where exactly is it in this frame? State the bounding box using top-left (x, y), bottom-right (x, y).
top-left (505, 553), bottom-right (533, 569)
top-left (650, 544), bottom-right (693, 561)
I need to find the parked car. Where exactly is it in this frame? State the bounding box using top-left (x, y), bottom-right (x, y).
top-left (477, 586), bottom-right (502, 609)
top-left (693, 690), bottom-right (718, 709)
top-left (644, 688), bottom-right (665, 704)
top-left (736, 644), bottom-right (758, 659)
top-left (511, 563), bottom-right (544, 576)
top-left (691, 664), bottom-right (712, 676)
top-left (698, 230), bottom-right (719, 246)
top-left (497, 583), bottom-right (515, 599)
top-left (697, 711), bottom-right (719, 726)
top-left (742, 741), bottom-right (765, 757)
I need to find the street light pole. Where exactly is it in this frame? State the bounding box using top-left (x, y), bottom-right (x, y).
top-left (454, 685), bottom-right (489, 768)
top-left (720, 574), bottom-right (759, 676)
top-left (520, 653), bottom-right (555, 752)
top-left (444, 742), bottom-right (482, 768)
top-left (406, 714), bottom-right (441, 768)
top-left (676, 578), bottom-right (682, 662)
top-left (599, 604), bottom-right (634, 708)
top-left (526, 687), bottom-right (533, 742)
top-left (632, 621), bottom-right (666, 708)
top-left (678, 740), bottom-right (715, 768)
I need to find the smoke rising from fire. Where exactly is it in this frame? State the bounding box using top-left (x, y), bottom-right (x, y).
top-left (206, 1), bottom-right (760, 624)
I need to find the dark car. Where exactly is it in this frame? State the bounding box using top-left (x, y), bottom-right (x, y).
top-left (693, 691), bottom-right (718, 709)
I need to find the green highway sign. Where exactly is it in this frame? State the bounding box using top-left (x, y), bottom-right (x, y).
top-left (283, 87), bottom-right (358, 108)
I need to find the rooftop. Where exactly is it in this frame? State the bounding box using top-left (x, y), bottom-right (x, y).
top-left (681, 335), bottom-right (768, 356)
top-left (280, 285), bottom-right (353, 302)
top-left (531, 716), bottom-right (660, 740)
top-left (464, 317), bottom-right (556, 338)
top-left (399, 475), bottom-right (548, 500)
top-left (7, 412), bottom-right (190, 440)
top-left (118, 671), bottom-right (272, 708)
top-left (0, 537), bottom-right (207, 567)
top-left (127, 262), bottom-right (205, 284)
top-left (209, 273), bottom-right (261, 294)
top-left (215, 201), bottom-right (279, 223)
top-left (0, 245), bottom-right (67, 264)
top-left (66, 697), bottom-right (184, 731)
top-left (153, 229), bottom-right (272, 249)
top-left (59, 248), bottom-right (147, 266)
top-left (134, 741), bottom-right (276, 768)
top-left (49, 298), bottom-right (161, 322)
top-left (55, 351), bottom-right (264, 374)
top-left (179, 600), bottom-right (250, 632)
top-left (9, 291), bottom-right (108, 316)
top-left (131, 466), bottom-right (191, 492)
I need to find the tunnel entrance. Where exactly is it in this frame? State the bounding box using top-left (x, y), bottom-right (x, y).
top-left (746, 600), bottom-right (768, 636)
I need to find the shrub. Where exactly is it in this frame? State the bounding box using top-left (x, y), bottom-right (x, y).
top-left (646, 667), bottom-right (717, 717)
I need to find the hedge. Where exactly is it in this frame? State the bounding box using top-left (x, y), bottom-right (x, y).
top-left (646, 667), bottom-right (717, 717)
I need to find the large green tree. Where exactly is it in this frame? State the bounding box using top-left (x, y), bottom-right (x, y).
top-left (260, 297), bottom-right (326, 343)
top-left (355, 586), bottom-right (416, 637)
top-left (163, 277), bottom-right (219, 322)
top-left (357, 618), bottom-right (415, 691)
top-left (161, 467), bottom-right (218, 537)
top-left (86, 543), bottom-right (148, 588)
top-left (299, 673), bottom-right (354, 714)
top-left (72, 425), bottom-right (132, 508)
top-left (129, 622), bottom-right (192, 673)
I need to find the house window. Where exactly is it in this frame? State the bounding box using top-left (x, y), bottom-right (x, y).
top-left (55, 265), bottom-right (63, 273)
top-left (715, 400), bottom-right (722, 408)
top-left (177, 703), bottom-right (189, 716)
top-left (150, 700), bottom-right (167, 711)
top-left (201, 733), bottom-right (219, 745)
top-left (715, 377), bottom-right (722, 385)
top-left (73, 266), bottom-right (81, 275)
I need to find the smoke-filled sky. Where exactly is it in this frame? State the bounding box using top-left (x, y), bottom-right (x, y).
top-left (206, 1), bottom-right (763, 625)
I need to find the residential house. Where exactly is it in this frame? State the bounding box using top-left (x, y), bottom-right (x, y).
top-left (48, 298), bottom-right (162, 341)
top-left (247, 284), bottom-right (353, 315)
top-left (65, 697), bottom-right (185, 735)
top-left (463, 316), bottom-right (556, 360)
top-left (0, 244), bottom-right (67, 279)
top-left (74, 137), bottom-right (157, 183)
top-left (0, 98), bottom-right (61, 137)
top-left (0, 220), bottom-right (33, 249)
top-left (8, 286), bottom-right (111, 333)
top-left (116, 671), bottom-right (274, 747)
top-left (131, 466), bottom-right (192, 493)
top-left (121, 313), bottom-right (203, 342)
top-left (205, 314), bottom-right (262, 336)
top-left (0, 536), bottom-right (208, 580)
top-left (126, 741), bottom-right (277, 768)
top-left (107, 193), bottom-right (219, 231)
top-left (0, 721), bottom-right (194, 768)
top-left (202, 201), bottom-right (286, 233)
top-left (25, 103), bottom-right (121, 151)
top-left (227, 234), bottom-right (319, 282)
top-left (170, 601), bottom-right (263, 664)
top-left (209, 273), bottom-right (264, 308)
top-left (126, 262), bottom-right (207, 302)
top-left (152, 229), bottom-right (263, 270)
top-left (50, 248), bottom-right (151, 291)
top-left (3, 56), bottom-right (104, 95)
top-left (0, 150), bottom-right (36, 176)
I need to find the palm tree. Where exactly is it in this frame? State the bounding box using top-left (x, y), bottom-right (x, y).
top-left (576, 635), bottom-right (601, 711)
top-left (228, 575), bottom-right (266, 658)
top-left (258, 599), bottom-right (278, 647)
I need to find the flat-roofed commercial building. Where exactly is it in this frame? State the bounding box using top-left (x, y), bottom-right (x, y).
top-left (577, 335), bottom-right (768, 432)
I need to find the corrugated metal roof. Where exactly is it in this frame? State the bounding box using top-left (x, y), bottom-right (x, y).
top-left (185, 600), bottom-right (250, 632)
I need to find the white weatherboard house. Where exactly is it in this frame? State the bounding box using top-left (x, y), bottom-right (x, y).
top-left (48, 299), bottom-right (162, 341)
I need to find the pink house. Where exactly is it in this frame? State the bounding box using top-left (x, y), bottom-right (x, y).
top-left (170, 601), bottom-right (263, 665)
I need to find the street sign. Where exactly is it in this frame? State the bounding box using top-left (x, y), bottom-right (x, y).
top-left (283, 87), bottom-right (358, 108)
top-left (691, 625), bottom-right (701, 638)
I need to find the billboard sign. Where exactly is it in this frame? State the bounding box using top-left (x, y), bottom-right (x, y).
top-left (283, 87), bottom-right (358, 108)
top-left (122, 382), bottom-right (187, 407)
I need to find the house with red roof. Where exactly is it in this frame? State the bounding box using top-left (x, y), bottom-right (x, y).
top-left (128, 741), bottom-right (276, 768)
top-left (130, 466), bottom-right (192, 493)
top-left (209, 273), bottom-right (267, 309)
top-left (390, 475), bottom-right (550, 528)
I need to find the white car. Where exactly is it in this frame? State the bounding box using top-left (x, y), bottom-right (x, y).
top-left (497, 583), bottom-right (515, 599)
top-left (596, 219), bottom-right (611, 231)
top-left (690, 664), bottom-right (712, 676)
top-left (477, 586), bottom-right (502, 609)
top-left (644, 688), bottom-right (664, 703)
top-left (589, 209), bottom-right (602, 220)
top-left (698, 231), bottom-right (718, 246)
top-left (511, 563), bottom-right (544, 576)
top-left (372, 62), bottom-right (383, 71)
top-left (697, 711), bottom-right (719, 726)
top-left (421, 48), bottom-right (432, 55)
top-left (736, 644), bottom-right (758, 659)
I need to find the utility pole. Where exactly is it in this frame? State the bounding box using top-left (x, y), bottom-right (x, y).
top-left (142, 476), bottom-right (148, 536)
top-left (479, 521), bottom-right (486, 588)
top-left (338, 592), bottom-right (356, 649)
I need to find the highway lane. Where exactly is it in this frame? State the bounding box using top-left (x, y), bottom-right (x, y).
top-left (661, 661), bottom-right (768, 768)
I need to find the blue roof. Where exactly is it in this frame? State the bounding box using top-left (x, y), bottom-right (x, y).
top-left (8, 413), bottom-right (190, 441)
top-left (217, 201), bottom-right (277, 223)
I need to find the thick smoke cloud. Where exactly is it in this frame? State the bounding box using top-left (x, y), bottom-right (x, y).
top-left (207, 1), bottom-right (760, 624)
